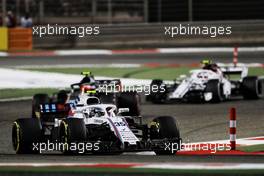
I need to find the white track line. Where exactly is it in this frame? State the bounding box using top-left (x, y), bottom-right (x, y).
top-left (55, 47), bottom-right (264, 55)
top-left (0, 96), bottom-right (32, 102)
top-left (196, 136), bottom-right (264, 146)
top-left (0, 162), bottom-right (263, 170)
top-left (217, 63), bottom-right (264, 67)
top-left (0, 68), bottom-right (151, 89)
top-left (54, 50), bottom-right (112, 56)
top-left (134, 163), bottom-right (264, 170)
top-left (15, 64), bottom-right (142, 69)
top-left (158, 47), bottom-right (264, 54)
top-left (0, 52), bottom-right (8, 57)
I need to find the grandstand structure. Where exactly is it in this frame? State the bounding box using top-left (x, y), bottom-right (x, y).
top-left (1, 0), bottom-right (264, 25)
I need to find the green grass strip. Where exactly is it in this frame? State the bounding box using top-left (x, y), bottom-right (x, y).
top-left (238, 144), bottom-right (264, 152)
top-left (24, 67), bottom-right (264, 80)
top-left (0, 88), bottom-right (59, 99)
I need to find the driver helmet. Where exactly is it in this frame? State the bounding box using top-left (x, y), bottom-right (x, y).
top-left (201, 59), bottom-right (218, 72)
top-left (80, 71), bottom-right (95, 84)
top-left (91, 107), bottom-right (105, 117)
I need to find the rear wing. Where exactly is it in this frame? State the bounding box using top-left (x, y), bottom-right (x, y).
top-left (95, 79), bottom-right (121, 86)
top-left (40, 103), bottom-right (70, 119)
top-left (96, 79), bottom-right (122, 92)
top-left (218, 64), bottom-right (248, 79)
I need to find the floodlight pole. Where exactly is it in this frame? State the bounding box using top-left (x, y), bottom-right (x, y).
top-left (2, 0), bottom-right (6, 26)
top-left (157, 0), bottom-right (161, 23)
top-left (188, 0), bottom-right (193, 22)
top-left (107, 0), bottom-right (112, 24)
top-left (143, 0), bottom-right (148, 23)
top-left (25, 0), bottom-right (29, 13)
top-left (91, 0), bottom-right (97, 24)
top-left (39, 0), bottom-right (44, 24)
top-left (16, 0), bottom-right (20, 24)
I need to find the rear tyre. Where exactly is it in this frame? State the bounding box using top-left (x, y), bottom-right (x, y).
top-left (97, 92), bottom-right (116, 104)
top-left (242, 76), bottom-right (263, 99)
top-left (117, 92), bottom-right (141, 116)
top-left (146, 79), bottom-right (167, 104)
top-left (32, 94), bottom-right (49, 118)
top-left (12, 118), bottom-right (42, 154)
top-left (151, 116), bottom-right (180, 155)
top-left (205, 79), bottom-right (223, 103)
top-left (60, 118), bottom-right (86, 154)
top-left (57, 90), bottom-right (68, 104)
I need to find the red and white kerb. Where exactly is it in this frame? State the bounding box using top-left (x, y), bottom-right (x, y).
top-left (230, 107), bottom-right (237, 150)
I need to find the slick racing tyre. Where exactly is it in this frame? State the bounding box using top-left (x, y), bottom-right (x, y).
top-left (12, 118), bottom-right (42, 154)
top-left (57, 90), bottom-right (68, 104)
top-left (32, 93), bottom-right (49, 118)
top-left (60, 118), bottom-right (86, 154)
top-left (117, 92), bottom-right (141, 116)
top-left (146, 79), bottom-right (167, 104)
top-left (242, 76), bottom-right (263, 99)
top-left (205, 79), bottom-right (223, 103)
top-left (97, 92), bottom-right (116, 104)
top-left (151, 116), bottom-right (180, 155)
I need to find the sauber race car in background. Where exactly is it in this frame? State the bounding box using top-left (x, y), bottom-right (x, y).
top-left (12, 95), bottom-right (181, 155)
top-left (146, 61), bottom-right (264, 103)
top-left (32, 72), bottom-right (141, 118)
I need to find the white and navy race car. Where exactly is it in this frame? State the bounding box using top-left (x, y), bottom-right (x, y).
top-left (12, 95), bottom-right (181, 155)
top-left (146, 62), bottom-right (263, 103)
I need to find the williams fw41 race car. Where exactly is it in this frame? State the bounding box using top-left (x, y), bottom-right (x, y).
top-left (146, 60), bottom-right (264, 103)
top-left (32, 71), bottom-right (141, 118)
top-left (12, 95), bottom-right (181, 155)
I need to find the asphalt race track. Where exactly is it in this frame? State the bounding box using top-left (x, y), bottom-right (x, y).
top-left (0, 52), bottom-right (263, 163)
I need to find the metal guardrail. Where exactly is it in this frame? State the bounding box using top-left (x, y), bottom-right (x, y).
top-left (33, 20), bottom-right (264, 49)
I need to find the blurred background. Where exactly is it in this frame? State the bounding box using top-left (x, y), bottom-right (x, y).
top-left (0, 0), bottom-right (264, 49)
top-left (0, 2), bottom-right (264, 168)
top-left (1, 0), bottom-right (264, 24)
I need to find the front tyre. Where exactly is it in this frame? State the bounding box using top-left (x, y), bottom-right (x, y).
top-left (117, 92), bottom-right (141, 116)
top-left (150, 116), bottom-right (180, 155)
top-left (205, 79), bottom-right (223, 103)
top-left (12, 118), bottom-right (42, 154)
top-left (60, 118), bottom-right (86, 154)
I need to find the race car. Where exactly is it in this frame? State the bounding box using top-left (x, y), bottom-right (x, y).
top-left (32, 71), bottom-right (141, 118)
top-left (12, 95), bottom-right (181, 155)
top-left (146, 60), bottom-right (264, 103)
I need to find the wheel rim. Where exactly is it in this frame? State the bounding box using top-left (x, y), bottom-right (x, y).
top-left (257, 80), bottom-right (263, 96)
top-left (216, 82), bottom-right (223, 101)
top-left (12, 122), bottom-right (20, 152)
top-left (60, 121), bottom-right (69, 152)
